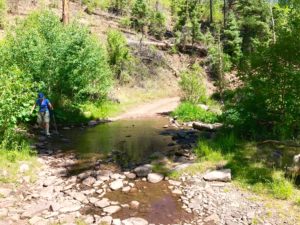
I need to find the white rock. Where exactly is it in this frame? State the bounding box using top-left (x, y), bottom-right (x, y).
top-left (110, 179), bottom-right (124, 190)
top-left (103, 206), bottom-right (121, 214)
top-left (124, 172), bottom-right (136, 179)
top-left (130, 201), bottom-right (140, 209)
top-left (0, 187), bottom-right (12, 197)
top-left (122, 217), bottom-right (149, 225)
top-left (0, 208), bottom-right (8, 217)
top-left (95, 198), bottom-right (110, 208)
top-left (122, 186), bottom-right (131, 193)
top-left (168, 180), bottom-right (181, 186)
top-left (113, 218), bottom-right (122, 225)
top-left (203, 169), bottom-right (231, 182)
top-left (19, 163), bottom-right (30, 173)
top-left (82, 176), bottom-right (96, 186)
top-left (147, 173), bottom-right (164, 183)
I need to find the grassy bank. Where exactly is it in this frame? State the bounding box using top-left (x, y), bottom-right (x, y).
top-left (0, 142), bottom-right (38, 184)
top-left (169, 132), bottom-right (300, 206)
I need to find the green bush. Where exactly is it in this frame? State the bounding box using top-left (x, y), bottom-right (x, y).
top-left (0, 0), bottom-right (6, 28)
top-left (179, 64), bottom-right (207, 104)
top-left (149, 10), bottom-right (166, 39)
top-left (172, 102), bottom-right (219, 123)
top-left (131, 0), bottom-right (149, 32)
top-left (271, 178), bottom-right (293, 200)
top-left (82, 0), bottom-right (100, 13)
top-left (106, 29), bottom-right (131, 79)
top-left (0, 11), bottom-right (112, 145)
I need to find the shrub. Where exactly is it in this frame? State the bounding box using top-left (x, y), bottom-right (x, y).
top-left (82, 0), bottom-right (100, 13)
top-left (0, 11), bottom-right (112, 146)
top-left (0, 0), bottom-right (6, 28)
top-left (149, 10), bottom-right (166, 39)
top-left (131, 0), bottom-right (149, 32)
top-left (172, 102), bottom-right (219, 123)
top-left (179, 64), bottom-right (207, 104)
top-left (271, 178), bottom-right (293, 200)
top-left (106, 29), bottom-right (131, 79)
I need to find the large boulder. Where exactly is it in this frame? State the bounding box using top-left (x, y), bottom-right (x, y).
top-left (103, 206), bottom-right (121, 214)
top-left (203, 169), bottom-right (231, 182)
top-left (134, 165), bottom-right (152, 177)
top-left (147, 173), bottom-right (164, 183)
top-left (122, 217), bottom-right (149, 225)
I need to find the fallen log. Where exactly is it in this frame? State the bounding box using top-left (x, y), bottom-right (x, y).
top-left (193, 122), bottom-right (223, 131)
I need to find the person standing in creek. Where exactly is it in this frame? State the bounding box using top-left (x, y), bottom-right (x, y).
top-left (31, 92), bottom-right (54, 136)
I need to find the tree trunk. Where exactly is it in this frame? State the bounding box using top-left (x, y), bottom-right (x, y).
top-left (210, 0), bottom-right (213, 23)
top-left (62, 0), bottom-right (69, 25)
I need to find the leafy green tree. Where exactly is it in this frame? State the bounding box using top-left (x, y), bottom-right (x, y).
top-left (110, 0), bottom-right (130, 15)
top-left (224, 4), bottom-right (300, 138)
top-left (2, 11), bottom-right (112, 105)
top-left (106, 29), bottom-right (131, 79)
top-left (131, 0), bottom-right (149, 32)
top-left (223, 11), bottom-right (242, 65)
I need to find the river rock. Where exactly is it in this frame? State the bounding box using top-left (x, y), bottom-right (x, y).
top-left (58, 200), bottom-right (81, 213)
top-left (168, 180), bottom-right (181, 186)
top-left (124, 172), bottom-right (136, 179)
top-left (204, 213), bottom-right (220, 224)
top-left (147, 173), bottom-right (164, 183)
top-left (203, 169), bottom-right (231, 182)
top-left (21, 201), bottom-right (50, 219)
top-left (113, 218), bottom-right (122, 225)
top-left (122, 186), bottom-right (131, 193)
top-left (95, 198), bottom-right (110, 208)
top-left (103, 205), bottom-right (121, 214)
top-left (110, 179), bottom-right (123, 190)
top-left (134, 164), bottom-right (152, 177)
top-left (122, 217), bottom-right (149, 225)
top-left (130, 201), bottom-right (140, 209)
top-left (82, 176), bottom-right (96, 186)
top-left (0, 208), bottom-right (8, 217)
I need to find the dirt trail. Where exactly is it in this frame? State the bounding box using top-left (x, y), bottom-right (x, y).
top-left (111, 97), bottom-right (180, 120)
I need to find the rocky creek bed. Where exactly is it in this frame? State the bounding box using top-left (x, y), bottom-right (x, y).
top-left (0, 118), bottom-right (299, 225)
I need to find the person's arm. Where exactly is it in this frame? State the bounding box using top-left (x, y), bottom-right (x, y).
top-left (47, 100), bottom-right (54, 110)
top-left (30, 103), bottom-right (36, 114)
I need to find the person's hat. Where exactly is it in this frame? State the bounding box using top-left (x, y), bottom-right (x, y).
top-left (38, 92), bottom-right (44, 99)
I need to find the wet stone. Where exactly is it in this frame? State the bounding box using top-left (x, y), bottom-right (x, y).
top-left (103, 205), bottom-right (121, 214)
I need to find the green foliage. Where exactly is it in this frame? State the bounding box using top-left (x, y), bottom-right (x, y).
top-left (0, 69), bottom-right (36, 139)
top-left (0, 11), bottom-right (112, 146)
top-left (149, 10), bottom-right (166, 39)
top-left (82, 0), bottom-right (100, 13)
top-left (224, 8), bottom-right (300, 138)
top-left (131, 0), bottom-right (149, 32)
top-left (172, 102), bottom-right (219, 123)
top-left (0, 0), bottom-right (6, 28)
top-left (106, 29), bottom-right (131, 79)
top-left (110, 0), bottom-right (131, 15)
top-left (271, 178), bottom-right (293, 200)
top-left (236, 0), bottom-right (272, 54)
top-left (223, 12), bottom-right (243, 65)
top-left (179, 64), bottom-right (207, 104)
top-left (173, 0), bottom-right (203, 45)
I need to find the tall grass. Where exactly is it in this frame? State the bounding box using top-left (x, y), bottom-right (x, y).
top-left (193, 132), bottom-right (298, 201)
top-left (172, 102), bottom-right (219, 123)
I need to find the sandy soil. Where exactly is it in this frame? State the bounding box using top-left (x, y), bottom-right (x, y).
top-left (111, 97), bottom-right (180, 120)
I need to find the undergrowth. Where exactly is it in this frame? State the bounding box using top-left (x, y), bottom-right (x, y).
top-left (172, 102), bottom-right (219, 123)
top-left (175, 132), bottom-right (300, 203)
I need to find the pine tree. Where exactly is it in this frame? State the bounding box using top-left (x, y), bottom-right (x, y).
top-left (237, 0), bottom-right (271, 54)
top-left (131, 0), bottom-right (149, 33)
top-left (174, 0), bottom-right (203, 45)
top-left (223, 11), bottom-right (242, 65)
